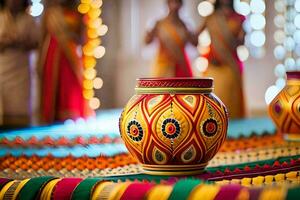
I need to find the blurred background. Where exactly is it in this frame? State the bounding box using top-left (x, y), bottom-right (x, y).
top-left (1, 0), bottom-right (298, 128)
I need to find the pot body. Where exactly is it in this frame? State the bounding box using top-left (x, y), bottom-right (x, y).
top-left (269, 71), bottom-right (300, 141)
top-left (119, 78), bottom-right (228, 175)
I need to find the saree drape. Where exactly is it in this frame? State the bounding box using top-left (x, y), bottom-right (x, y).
top-left (40, 7), bottom-right (91, 124)
top-left (152, 19), bottom-right (193, 78)
top-left (204, 11), bottom-right (246, 119)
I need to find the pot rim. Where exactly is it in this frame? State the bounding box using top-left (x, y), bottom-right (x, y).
top-left (136, 77), bottom-right (214, 94)
top-left (137, 77), bottom-right (213, 81)
top-left (136, 77), bottom-right (213, 88)
top-left (287, 71), bottom-right (300, 80)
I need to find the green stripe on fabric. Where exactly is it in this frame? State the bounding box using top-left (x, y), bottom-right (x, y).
top-left (286, 186), bottom-right (300, 200)
top-left (17, 176), bottom-right (55, 200)
top-left (168, 179), bottom-right (202, 200)
top-left (99, 155), bottom-right (300, 182)
top-left (71, 178), bottom-right (101, 200)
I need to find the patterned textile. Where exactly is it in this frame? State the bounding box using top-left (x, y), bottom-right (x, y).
top-left (0, 110), bottom-right (299, 199)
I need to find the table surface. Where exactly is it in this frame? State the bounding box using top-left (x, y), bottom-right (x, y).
top-left (0, 109), bottom-right (299, 200)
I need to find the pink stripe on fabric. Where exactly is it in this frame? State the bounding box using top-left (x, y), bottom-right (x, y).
top-left (52, 178), bottom-right (83, 200)
top-left (214, 184), bottom-right (242, 200)
top-left (120, 182), bottom-right (154, 200)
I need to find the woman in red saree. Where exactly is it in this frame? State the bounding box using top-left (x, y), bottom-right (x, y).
top-left (145, 0), bottom-right (198, 77)
top-left (199, 0), bottom-right (246, 119)
top-left (39, 0), bottom-right (91, 124)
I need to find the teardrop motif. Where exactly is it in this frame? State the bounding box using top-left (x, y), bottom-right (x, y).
top-left (181, 145), bottom-right (196, 163)
top-left (152, 147), bottom-right (167, 164)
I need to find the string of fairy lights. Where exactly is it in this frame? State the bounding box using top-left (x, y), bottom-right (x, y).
top-left (195, 0), bottom-right (266, 73)
top-left (29, 0), bottom-right (107, 111)
top-left (78, 0), bottom-right (107, 110)
top-left (265, 0), bottom-right (300, 104)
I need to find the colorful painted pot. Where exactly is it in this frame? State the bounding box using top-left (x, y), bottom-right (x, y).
top-left (119, 78), bottom-right (228, 175)
top-left (269, 71), bottom-right (300, 142)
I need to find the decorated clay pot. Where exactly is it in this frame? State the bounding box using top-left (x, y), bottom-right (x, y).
top-left (119, 78), bottom-right (228, 175)
top-left (269, 71), bottom-right (300, 141)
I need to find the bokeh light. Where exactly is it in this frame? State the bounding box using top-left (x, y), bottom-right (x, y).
top-left (294, 14), bottom-right (300, 29)
top-left (94, 46), bottom-right (106, 59)
top-left (235, 1), bottom-right (251, 16)
top-left (293, 30), bottom-right (300, 43)
top-left (274, 64), bottom-right (286, 78)
top-left (89, 98), bottom-right (101, 109)
top-left (91, 0), bottom-right (103, 8)
top-left (275, 78), bottom-right (286, 89)
top-left (30, 1), bottom-right (44, 17)
top-left (84, 68), bottom-right (97, 80)
top-left (250, 14), bottom-right (266, 30)
top-left (274, 15), bottom-right (285, 28)
top-left (83, 79), bottom-right (94, 90)
top-left (274, 0), bottom-right (285, 13)
top-left (265, 85), bottom-right (280, 105)
top-left (237, 45), bottom-right (249, 61)
top-left (97, 25), bottom-right (108, 36)
top-left (198, 30), bottom-right (211, 47)
top-left (194, 57), bottom-right (208, 73)
top-left (284, 37), bottom-right (296, 51)
top-left (93, 77), bottom-right (104, 89)
top-left (250, 31), bottom-right (266, 47)
top-left (83, 89), bottom-right (95, 99)
top-left (78, 3), bottom-right (90, 14)
top-left (284, 57), bottom-right (296, 70)
top-left (296, 0), bottom-right (300, 12)
top-left (274, 30), bottom-right (286, 43)
top-left (250, 0), bottom-right (266, 14)
top-left (197, 1), bottom-right (214, 17)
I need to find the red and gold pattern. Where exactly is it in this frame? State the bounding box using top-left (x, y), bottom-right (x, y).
top-left (269, 71), bottom-right (300, 141)
top-left (119, 78), bottom-right (228, 175)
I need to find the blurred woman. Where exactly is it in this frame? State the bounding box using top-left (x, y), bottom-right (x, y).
top-left (145, 0), bottom-right (198, 77)
top-left (39, 0), bottom-right (92, 124)
top-left (199, 0), bottom-right (246, 119)
top-left (0, 0), bottom-right (38, 127)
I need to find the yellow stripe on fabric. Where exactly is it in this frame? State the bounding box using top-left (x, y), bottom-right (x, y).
top-left (221, 171), bottom-right (300, 186)
top-left (108, 182), bottom-right (131, 200)
top-left (275, 174), bottom-right (285, 182)
top-left (146, 185), bottom-right (173, 200)
top-left (264, 175), bottom-right (274, 185)
top-left (91, 181), bottom-right (113, 200)
top-left (12, 179), bottom-right (30, 200)
top-left (188, 184), bottom-right (220, 200)
top-left (252, 176), bottom-right (265, 186)
top-left (258, 187), bottom-right (286, 200)
top-left (40, 178), bottom-right (61, 200)
top-left (96, 182), bottom-right (117, 200)
top-left (0, 181), bottom-right (15, 200)
top-left (286, 171), bottom-right (298, 179)
top-left (241, 178), bottom-right (252, 187)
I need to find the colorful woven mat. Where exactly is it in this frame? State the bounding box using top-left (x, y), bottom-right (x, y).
top-left (1, 110), bottom-right (299, 199)
top-left (0, 177), bottom-right (299, 200)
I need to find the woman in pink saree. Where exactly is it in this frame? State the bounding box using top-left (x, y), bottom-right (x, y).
top-left (145, 0), bottom-right (198, 77)
top-left (199, 0), bottom-right (246, 119)
top-left (39, 0), bottom-right (92, 124)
